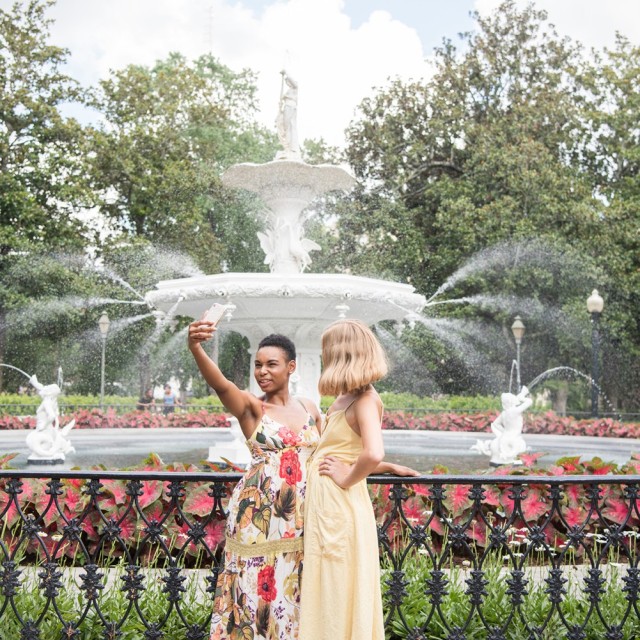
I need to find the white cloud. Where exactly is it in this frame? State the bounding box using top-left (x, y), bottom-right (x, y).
top-left (40, 0), bottom-right (427, 148)
top-left (15, 0), bottom-right (635, 149)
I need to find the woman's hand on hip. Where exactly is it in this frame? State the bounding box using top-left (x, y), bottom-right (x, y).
top-left (318, 456), bottom-right (352, 489)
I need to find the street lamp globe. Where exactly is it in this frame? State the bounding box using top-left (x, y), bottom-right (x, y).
top-left (98, 312), bottom-right (111, 337)
top-left (511, 315), bottom-right (526, 344)
top-left (510, 315), bottom-right (526, 392)
top-left (586, 289), bottom-right (604, 314)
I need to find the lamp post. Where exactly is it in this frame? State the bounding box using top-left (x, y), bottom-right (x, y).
top-left (511, 315), bottom-right (526, 392)
top-left (586, 289), bottom-right (604, 418)
top-left (98, 312), bottom-right (110, 409)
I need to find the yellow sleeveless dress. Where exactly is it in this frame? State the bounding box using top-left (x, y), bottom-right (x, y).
top-left (299, 408), bottom-right (384, 640)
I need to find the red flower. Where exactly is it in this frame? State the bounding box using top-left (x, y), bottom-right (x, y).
top-left (257, 565), bottom-right (277, 602)
top-left (279, 450), bottom-right (302, 486)
top-left (277, 427), bottom-right (299, 446)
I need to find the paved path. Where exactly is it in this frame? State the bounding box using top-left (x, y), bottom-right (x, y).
top-left (2, 428), bottom-right (638, 473)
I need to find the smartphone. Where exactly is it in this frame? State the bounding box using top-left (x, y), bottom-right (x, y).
top-left (202, 303), bottom-right (229, 326)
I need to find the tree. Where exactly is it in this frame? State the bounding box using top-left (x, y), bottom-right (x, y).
top-left (0, 0), bottom-right (90, 389)
top-left (310, 1), bottom-right (631, 402)
top-left (579, 36), bottom-right (640, 409)
top-left (88, 53), bottom-right (277, 274)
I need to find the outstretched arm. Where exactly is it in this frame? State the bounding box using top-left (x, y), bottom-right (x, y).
top-left (374, 461), bottom-right (420, 476)
top-left (514, 397), bottom-right (533, 414)
top-left (188, 320), bottom-right (259, 435)
top-left (29, 375), bottom-right (43, 393)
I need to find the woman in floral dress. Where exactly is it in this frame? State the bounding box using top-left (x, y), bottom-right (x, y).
top-left (188, 322), bottom-right (321, 640)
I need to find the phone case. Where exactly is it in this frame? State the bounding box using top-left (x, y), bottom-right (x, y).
top-left (203, 303), bottom-right (229, 325)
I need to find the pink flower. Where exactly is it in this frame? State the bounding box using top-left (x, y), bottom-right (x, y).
top-left (277, 427), bottom-right (299, 446)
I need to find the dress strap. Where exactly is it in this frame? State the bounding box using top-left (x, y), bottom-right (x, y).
top-left (329, 390), bottom-right (381, 419)
top-left (294, 397), bottom-right (312, 417)
top-left (343, 396), bottom-right (359, 413)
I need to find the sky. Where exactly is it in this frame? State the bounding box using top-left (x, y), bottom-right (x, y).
top-left (3, 0), bottom-right (640, 148)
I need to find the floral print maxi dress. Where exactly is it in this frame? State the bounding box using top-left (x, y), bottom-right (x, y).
top-left (210, 409), bottom-right (319, 640)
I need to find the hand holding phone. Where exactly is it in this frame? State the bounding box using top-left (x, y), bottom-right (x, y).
top-left (202, 303), bottom-right (230, 326)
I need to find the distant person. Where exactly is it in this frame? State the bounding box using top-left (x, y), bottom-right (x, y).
top-left (136, 388), bottom-right (156, 411)
top-left (162, 384), bottom-right (179, 415)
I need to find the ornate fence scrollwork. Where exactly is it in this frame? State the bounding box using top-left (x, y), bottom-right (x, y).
top-left (1, 470), bottom-right (640, 639)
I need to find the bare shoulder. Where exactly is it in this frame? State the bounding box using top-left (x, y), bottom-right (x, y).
top-left (353, 387), bottom-right (383, 416)
top-left (297, 396), bottom-right (322, 424)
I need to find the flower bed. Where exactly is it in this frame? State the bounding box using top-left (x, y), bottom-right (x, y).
top-left (0, 454), bottom-right (231, 565)
top-left (381, 410), bottom-right (640, 438)
top-left (1, 408), bottom-right (638, 437)
top-left (2, 452), bottom-right (640, 566)
top-left (371, 452), bottom-right (640, 559)
top-left (0, 408), bottom-right (230, 430)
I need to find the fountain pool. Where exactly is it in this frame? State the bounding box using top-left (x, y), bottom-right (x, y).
top-left (3, 427), bottom-right (637, 474)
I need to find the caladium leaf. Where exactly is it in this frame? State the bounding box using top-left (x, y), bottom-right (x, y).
top-left (137, 480), bottom-right (163, 510)
top-left (183, 484), bottom-right (216, 517)
top-left (602, 497), bottom-right (631, 525)
top-left (444, 484), bottom-right (472, 517)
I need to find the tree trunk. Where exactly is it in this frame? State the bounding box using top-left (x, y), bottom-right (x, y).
top-left (552, 382), bottom-right (568, 416)
top-left (138, 351), bottom-right (151, 397)
top-left (0, 306), bottom-right (6, 392)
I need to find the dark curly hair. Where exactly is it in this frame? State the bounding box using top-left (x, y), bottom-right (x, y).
top-left (257, 334), bottom-right (296, 362)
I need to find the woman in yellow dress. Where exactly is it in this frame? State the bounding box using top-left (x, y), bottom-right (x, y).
top-left (300, 319), bottom-right (409, 639)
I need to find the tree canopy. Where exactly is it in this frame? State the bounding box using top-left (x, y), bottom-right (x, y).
top-left (0, 0), bottom-right (638, 410)
top-left (309, 1), bottom-right (639, 409)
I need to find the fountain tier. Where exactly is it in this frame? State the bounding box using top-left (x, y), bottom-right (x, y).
top-left (145, 272), bottom-right (425, 402)
top-left (223, 159), bottom-right (356, 274)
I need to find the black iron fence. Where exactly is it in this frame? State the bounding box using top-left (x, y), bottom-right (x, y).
top-left (2, 470), bottom-right (640, 639)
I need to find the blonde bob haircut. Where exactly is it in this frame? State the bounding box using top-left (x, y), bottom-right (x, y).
top-left (318, 319), bottom-right (388, 396)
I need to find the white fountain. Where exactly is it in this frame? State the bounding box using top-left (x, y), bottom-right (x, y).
top-left (145, 72), bottom-right (426, 407)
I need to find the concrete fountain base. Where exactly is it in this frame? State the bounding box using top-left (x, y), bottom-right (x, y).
top-left (2, 428), bottom-right (638, 473)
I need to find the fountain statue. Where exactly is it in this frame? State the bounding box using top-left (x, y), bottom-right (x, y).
top-left (275, 70), bottom-right (300, 160)
top-left (25, 374), bottom-right (76, 463)
top-left (472, 386), bottom-right (532, 466)
top-left (146, 72), bottom-right (426, 407)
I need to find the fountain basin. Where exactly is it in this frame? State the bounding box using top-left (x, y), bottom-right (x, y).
top-left (3, 428), bottom-right (638, 474)
top-left (146, 272), bottom-right (425, 332)
top-left (146, 272), bottom-right (426, 402)
top-left (222, 160), bottom-right (356, 200)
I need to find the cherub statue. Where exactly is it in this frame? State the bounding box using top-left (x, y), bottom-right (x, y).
top-left (472, 386), bottom-right (532, 466)
top-left (257, 220), bottom-right (320, 272)
top-left (26, 374), bottom-right (75, 462)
